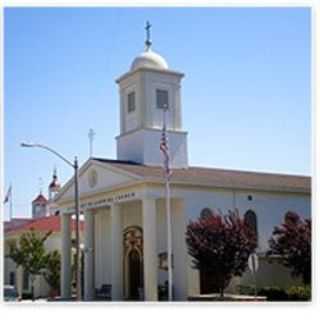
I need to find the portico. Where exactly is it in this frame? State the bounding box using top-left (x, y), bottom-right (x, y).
top-left (58, 171), bottom-right (189, 301)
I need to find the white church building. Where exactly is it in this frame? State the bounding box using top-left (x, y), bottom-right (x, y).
top-left (55, 27), bottom-right (311, 301)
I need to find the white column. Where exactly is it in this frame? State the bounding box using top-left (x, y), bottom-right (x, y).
top-left (111, 203), bottom-right (123, 300)
top-left (61, 213), bottom-right (72, 299)
top-left (172, 199), bottom-right (188, 301)
top-left (142, 198), bottom-right (158, 301)
top-left (84, 210), bottom-right (95, 301)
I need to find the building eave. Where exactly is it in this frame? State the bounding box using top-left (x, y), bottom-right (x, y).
top-left (115, 67), bottom-right (184, 84)
top-left (141, 178), bottom-right (311, 195)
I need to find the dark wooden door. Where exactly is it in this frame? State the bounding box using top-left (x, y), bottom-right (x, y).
top-left (200, 267), bottom-right (219, 294)
top-left (129, 249), bottom-right (142, 299)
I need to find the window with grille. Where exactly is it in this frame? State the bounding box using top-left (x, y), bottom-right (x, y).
top-left (127, 91), bottom-right (136, 113)
top-left (244, 210), bottom-right (258, 246)
top-left (156, 89), bottom-right (169, 109)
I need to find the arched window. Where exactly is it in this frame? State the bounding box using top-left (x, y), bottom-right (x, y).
top-left (244, 210), bottom-right (258, 245)
top-left (200, 208), bottom-right (213, 219)
top-left (284, 211), bottom-right (299, 224)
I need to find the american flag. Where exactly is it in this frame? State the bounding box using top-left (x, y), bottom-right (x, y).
top-left (160, 120), bottom-right (172, 178)
top-left (3, 185), bottom-right (12, 204)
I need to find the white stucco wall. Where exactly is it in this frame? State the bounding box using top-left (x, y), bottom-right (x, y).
top-left (178, 186), bottom-right (310, 295)
top-left (118, 71), bottom-right (143, 134)
top-left (235, 191), bottom-right (310, 252)
top-left (143, 70), bottom-right (183, 130)
top-left (116, 67), bottom-right (187, 168)
top-left (117, 68), bottom-right (183, 134)
top-left (117, 128), bottom-right (188, 168)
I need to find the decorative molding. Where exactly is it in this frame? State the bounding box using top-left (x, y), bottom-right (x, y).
top-left (123, 226), bottom-right (143, 254)
top-left (88, 169), bottom-right (98, 188)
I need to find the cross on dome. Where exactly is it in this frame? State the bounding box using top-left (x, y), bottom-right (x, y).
top-left (39, 177), bottom-right (43, 194)
top-left (145, 21), bottom-right (152, 51)
top-left (130, 22), bottom-right (169, 71)
top-left (53, 166), bottom-right (57, 179)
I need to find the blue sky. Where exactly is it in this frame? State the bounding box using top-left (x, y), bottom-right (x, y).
top-left (4, 7), bottom-right (311, 219)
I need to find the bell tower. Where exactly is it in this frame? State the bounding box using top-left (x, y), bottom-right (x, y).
top-left (32, 193), bottom-right (48, 218)
top-left (115, 22), bottom-right (188, 168)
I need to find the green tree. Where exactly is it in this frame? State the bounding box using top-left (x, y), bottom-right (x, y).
top-left (8, 229), bottom-right (52, 300)
top-left (42, 250), bottom-right (61, 297)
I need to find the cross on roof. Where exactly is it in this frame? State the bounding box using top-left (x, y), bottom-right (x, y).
top-left (38, 177), bottom-right (43, 194)
top-left (88, 128), bottom-right (95, 158)
top-left (145, 21), bottom-right (152, 50)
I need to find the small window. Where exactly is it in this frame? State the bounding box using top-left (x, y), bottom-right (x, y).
top-left (127, 92), bottom-right (136, 113)
top-left (9, 272), bottom-right (16, 286)
top-left (244, 210), bottom-right (258, 246)
top-left (200, 208), bottom-right (213, 219)
top-left (156, 89), bottom-right (169, 109)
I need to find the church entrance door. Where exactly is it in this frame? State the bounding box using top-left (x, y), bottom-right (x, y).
top-left (123, 226), bottom-right (144, 300)
top-left (128, 249), bottom-right (143, 300)
top-left (200, 266), bottom-right (220, 294)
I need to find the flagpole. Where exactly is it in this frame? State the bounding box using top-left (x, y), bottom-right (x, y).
top-left (4, 184), bottom-right (13, 221)
top-left (166, 175), bottom-right (173, 301)
top-left (9, 185), bottom-right (13, 221)
top-left (162, 107), bottom-right (173, 301)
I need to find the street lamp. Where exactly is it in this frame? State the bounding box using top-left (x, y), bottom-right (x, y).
top-left (21, 142), bottom-right (81, 301)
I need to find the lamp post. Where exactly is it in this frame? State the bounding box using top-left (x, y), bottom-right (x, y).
top-left (21, 142), bottom-right (82, 301)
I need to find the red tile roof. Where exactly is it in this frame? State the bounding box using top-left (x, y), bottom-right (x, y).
top-left (4, 218), bottom-right (32, 233)
top-left (5, 215), bottom-right (84, 236)
top-left (32, 193), bottom-right (48, 204)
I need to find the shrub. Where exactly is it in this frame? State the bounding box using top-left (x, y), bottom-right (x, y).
top-left (287, 286), bottom-right (311, 301)
top-left (22, 293), bottom-right (33, 300)
top-left (237, 285), bottom-right (256, 296)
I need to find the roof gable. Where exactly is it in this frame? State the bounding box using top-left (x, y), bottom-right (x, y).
top-left (32, 194), bottom-right (48, 204)
top-left (55, 159), bottom-right (142, 203)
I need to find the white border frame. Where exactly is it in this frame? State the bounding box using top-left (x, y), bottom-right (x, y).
top-left (0, 2), bottom-right (318, 320)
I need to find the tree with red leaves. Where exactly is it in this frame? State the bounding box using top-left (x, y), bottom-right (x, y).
top-left (186, 209), bottom-right (257, 297)
top-left (268, 211), bottom-right (311, 285)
